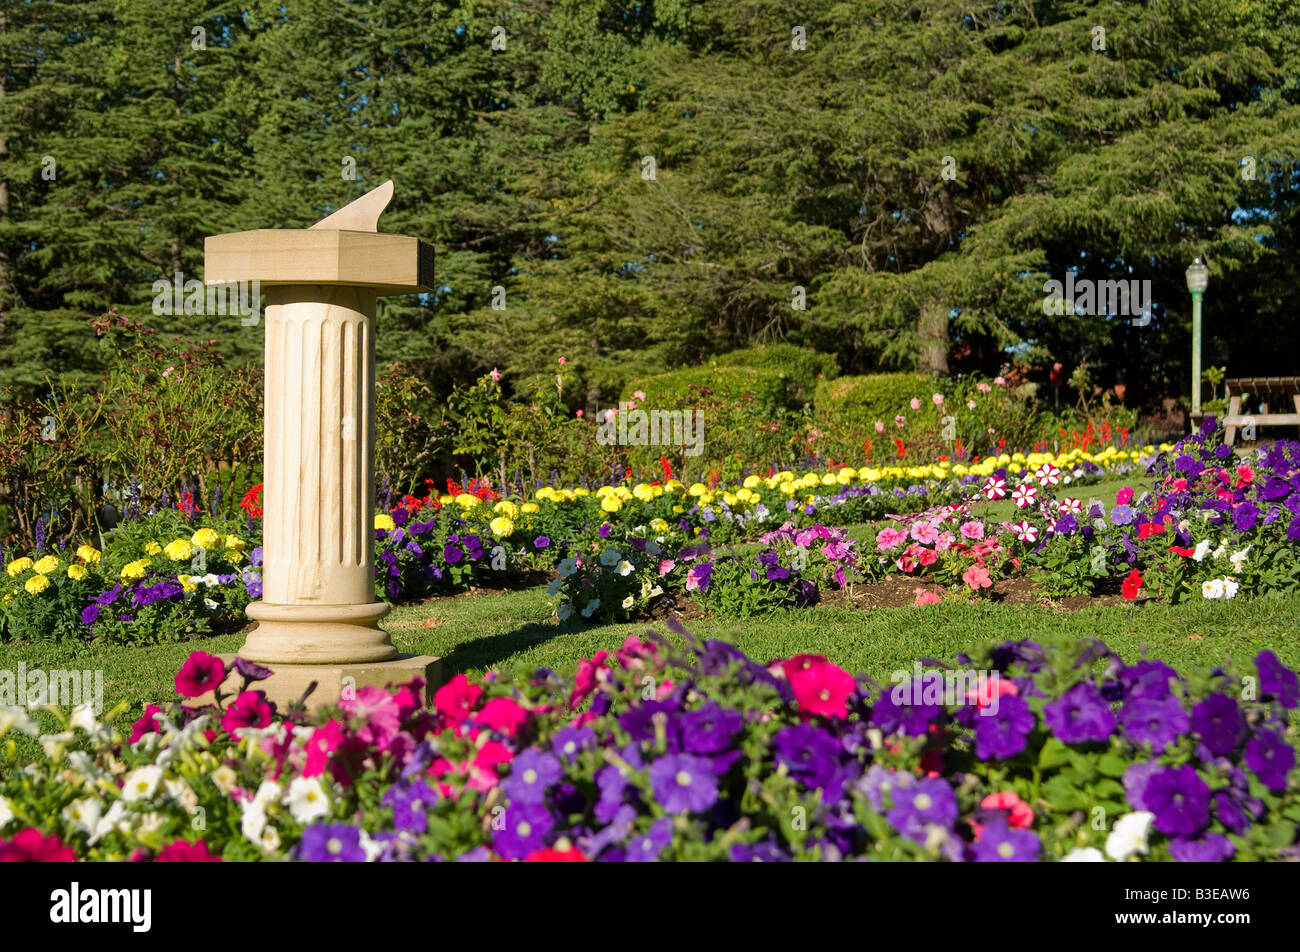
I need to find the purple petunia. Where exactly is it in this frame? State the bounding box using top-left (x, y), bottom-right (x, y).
top-left (886, 777), bottom-right (958, 843)
top-left (502, 748), bottom-right (563, 805)
top-left (974, 695), bottom-right (1034, 760)
top-left (625, 817), bottom-right (674, 862)
top-left (382, 780), bottom-right (440, 834)
top-left (1120, 695), bottom-right (1189, 754)
top-left (1141, 765), bottom-right (1210, 837)
top-left (1043, 681), bottom-right (1115, 744)
top-left (492, 803), bottom-right (554, 860)
top-left (1244, 728), bottom-right (1295, 792)
top-left (773, 724), bottom-right (842, 789)
top-left (1191, 694), bottom-right (1245, 755)
top-left (1169, 832), bottom-right (1235, 863)
top-left (551, 726), bottom-right (596, 762)
top-left (679, 702), bottom-right (743, 755)
top-left (649, 753), bottom-right (718, 814)
top-left (871, 679), bottom-right (942, 737)
top-left (297, 823), bottom-right (367, 862)
top-left (973, 819), bottom-right (1040, 862)
top-left (1255, 650), bottom-right (1299, 709)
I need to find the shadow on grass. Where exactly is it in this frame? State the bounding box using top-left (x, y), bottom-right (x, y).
top-left (435, 620), bottom-right (569, 677)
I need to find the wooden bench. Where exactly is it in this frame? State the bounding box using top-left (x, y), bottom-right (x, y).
top-left (1223, 377), bottom-right (1300, 445)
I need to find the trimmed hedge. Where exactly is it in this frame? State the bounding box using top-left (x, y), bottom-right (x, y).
top-left (715, 345), bottom-right (839, 406)
top-left (622, 365), bottom-right (792, 412)
top-left (813, 372), bottom-right (940, 460)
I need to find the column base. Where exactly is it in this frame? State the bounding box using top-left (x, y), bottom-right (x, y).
top-left (192, 654), bottom-right (442, 710)
top-left (240, 601), bottom-right (397, 664)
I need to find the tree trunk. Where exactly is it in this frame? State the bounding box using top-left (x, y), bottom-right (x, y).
top-left (917, 299), bottom-right (949, 376)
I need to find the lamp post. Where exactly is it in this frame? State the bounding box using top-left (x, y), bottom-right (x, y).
top-left (1185, 257), bottom-right (1210, 416)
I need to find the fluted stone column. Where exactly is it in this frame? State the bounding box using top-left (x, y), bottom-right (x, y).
top-left (203, 181), bottom-right (439, 707)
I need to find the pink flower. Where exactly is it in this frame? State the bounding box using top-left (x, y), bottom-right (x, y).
top-left (967, 399), bottom-right (977, 410)
top-left (983, 477), bottom-right (1007, 500)
top-left (558, 356), bottom-right (567, 365)
top-left (489, 367), bottom-right (502, 382)
top-left (781, 655), bottom-right (856, 719)
top-left (570, 651), bottom-right (610, 711)
top-left (977, 382), bottom-right (991, 394)
top-left (966, 675), bottom-right (1018, 710)
top-left (962, 564), bottom-right (992, 591)
top-left (468, 740), bottom-right (514, 791)
top-left (434, 674), bottom-right (483, 724)
top-left (910, 397), bottom-right (921, 411)
top-left (156, 839), bottom-right (223, 862)
top-left (909, 522), bottom-right (940, 544)
top-left (1011, 484), bottom-right (1038, 508)
top-left (616, 635), bottom-right (660, 669)
top-left (0, 828), bottom-right (77, 862)
top-left (979, 791), bottom-right (1035, 832)
top-left (960, 520), bottom-right (985, 541)
top-left (1009, 520), bottom-right (1039, 543)
top-left (932, 393), bottom-right (944, 406)
top-left (130, 703), bottom-right (165, 743)
top-left (303, 719), bottom-right (344, 778)
top-left (220, 691), bottom-right (273, 734)
top-left (658, 558), bottom-right (676, 576)
top-left (913, 587), bottom-right (942, 607)
top-left (475, 697), bottom-right (528, 737)
top-left (576, 409), bottom-right (583, 418)
top-left (994, 376), bottom-right (1007, 386)
top-left (1034, 463), bottom-right (1061, 487)
top-left (1116, 486), bottom-right (1134, 505)
top-left (874, 420), bottom-right (885, 433)
top-left (634, 390), bottom-right (646, 401)
top-left (875, 527), bottom-right (908, 551)
top-left (175, 651), bottom-right (227, 698)
top-left (1058, 497), bottom-right (1082, 515)
top-left (917, 547), bottom-right (938, 567)
top-left (895, 414), bottom-right (906, 428)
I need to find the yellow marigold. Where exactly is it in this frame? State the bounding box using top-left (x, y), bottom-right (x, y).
top-left (191, 528), bottom-right (220, 550)
top-left (742, 475), bottom-right (761, 489)
top-left (520, 502), bottom-right (539, 514)
top-left (571, 487), bottom-right (590, 497)
top-left (76, 545), bottom-right (102, 564)
top-left (25, 574), bottom-right (51, 595)
top-left (224, 550), bottom-right (244, 565)
top-left (454, 493), bottom-right (479, 509)
top-left (600, 495), bottom-right (623, 514)
top-left (687, 483), bottom-right (707, 497)
top-left (121, 559), bottom-right (150, 580)
top-left (439, 494), bottom-right (456, 506)
top-left (164, 538), bottom-right (194, 561)
top-left (33, 555), bottom-right (60, 575)
top-left (649, 518), bottom-right (670, 532)
top-left (6, 557), bottom-right (34, 577)
top-left (493, 500), bottom-right (519, 520)
top-left (374, 513), bottom-right (396, 532)
top-left (145, 541), bottom-right (162, 556)
top-left (489, 516), bottom-right (515, 538)
top-left (66, 564), bottom-right (89, 582)
top-left (224, 534), bottom-right (245, 551)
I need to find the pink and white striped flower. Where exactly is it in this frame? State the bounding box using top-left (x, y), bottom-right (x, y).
top-left (1058, 497), bottom-right (1082, 515)
top-left (1034, 463), bottom-right (1061, 487)
top-left (983, 477), bottom-right (1007, 500)
top-left (1011, 484), bottom-right (1038, 509)
top-left (1010, 520), bottom-right (1039, 543)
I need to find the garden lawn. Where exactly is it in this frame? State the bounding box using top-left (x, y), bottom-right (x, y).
top-left (3, 582), bottom-right (1298, 763)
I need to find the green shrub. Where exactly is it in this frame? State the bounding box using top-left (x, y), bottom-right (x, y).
top-left (812, 372), bottom-right (938, 462)
top-left (622, 365), bottom-right (792, 412)
top-left (715, 345), bottom-right (839, 406)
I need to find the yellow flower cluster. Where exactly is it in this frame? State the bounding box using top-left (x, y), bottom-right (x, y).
top-left (76, 545), bottom-right (102, 564)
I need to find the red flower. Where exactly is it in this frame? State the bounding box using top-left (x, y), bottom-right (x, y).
top-left (1169, 546), bottom-right (1196, 557)
top-left (0, 828), bottom-right (76, 862)
top-left (1121, 569), bottom-right (1143, 600)
top-left (221, 691), bottom-right (274, 734)
top-left (1137, 522), bottom-right (1166, 539)
top-left (893, 438), bottom-right (906, 459)
top-left (156, 839), bottom-right (222, 862)
top-left (781, 655), bottom-right (856, 719)
top-left (175, 651), bottom-right (227, 698)
top-left (660, 455), bottom-right (674, 482)
top-left (524, 845), bottom-right (588, 862)
top-left (240, 484), bottom-right (264, 518)
top-left (176, 491), bottom-right (200, 517)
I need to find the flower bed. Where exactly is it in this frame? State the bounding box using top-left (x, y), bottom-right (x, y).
top-left (1, 622), bottom-right (1295, 861)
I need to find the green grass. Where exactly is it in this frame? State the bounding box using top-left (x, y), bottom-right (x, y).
top-left (3, 582), bottom-right (1297, 745)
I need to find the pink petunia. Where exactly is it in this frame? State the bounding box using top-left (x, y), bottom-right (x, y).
top-left (175, 651), bottom-right (227, 699)
top-left (963, 564), bottom-right (992, 591)
top-left (875, 527), bottom-right (908, 551)
top-left (913, 588), bottom-right (942, 607)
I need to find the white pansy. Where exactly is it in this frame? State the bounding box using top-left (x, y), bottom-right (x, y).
top-left (1106, 811), bottom-right (1155, 860)
top-left (285, 776), bottom-right (331, 825)
top-left (122, 765), bottom-right (165, 802)
top-left (1061, 846), bottom-right (1106, 862)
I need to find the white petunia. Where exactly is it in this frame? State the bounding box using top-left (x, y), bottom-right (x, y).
top-left (122, 765), bottom-right (165, 802)
top-left (599, 547), bottom-right (621, 567)
top-left (1229, 546), bottom-right (1251, 572)
top-left (62, 798), bottom-right (104, 836)
top-left (617, 560), bottom-right (634, 577)
top-left (210, 764), bottom-right (238, 794)
top-left (1202, 578), bottom-right (1226, 600)
top-left (260, 826), bottom-right (282, 852)
top-left (546, 579), bottom-right (563, 596)
top-left (240, 801), bottom-right (267, 842)
top-left (69, 704), bottom-right (99, 734)
top-left (1222, 577), bottom-right (1240, 599)
top-left (39, 731), bottom-right (75, 760)
top-left (0, 707), bottom-right (40, 737)
top-left (88, 801), bottom-right (131, 846)
top-left (557, 557), bottom-right (579, 578)
top-left (580, 598), bottom-right (600, 618)
top-left (1105, 811), bottom-right (1155, 861)
top-left (0, 795), bottom-right (15, 830)
top-left (556, 603), bottom-right (572, 622)
top-left (284, 776), bottom-right (331, 825)
top-left (621, 596), bottom-right (635, 609)
top-left (1191, 540), bottom-right (1211, 562)
top-left (1061, 847), bottom-right (1106, 862)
